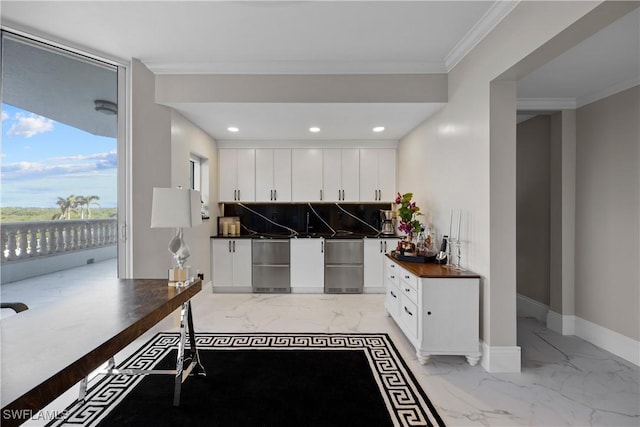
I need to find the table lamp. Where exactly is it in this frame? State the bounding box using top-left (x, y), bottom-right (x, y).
top-left (151, 187), bottom-right (202, 281)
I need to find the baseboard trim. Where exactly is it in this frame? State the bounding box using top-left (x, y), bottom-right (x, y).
top-left (575, 317), bottom-right (640, 366)
top-left (516, 293), bottom-right (548, 323)
top-left (480, 341), bottom-right (521, 372)
top-left (546, 310), bottom-right (575, 335)
top-left (546, 311), bottom-right (639, 366)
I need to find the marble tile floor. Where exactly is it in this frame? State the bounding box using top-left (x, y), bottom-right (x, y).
top-left (2, 259), bottom-right (638, 426)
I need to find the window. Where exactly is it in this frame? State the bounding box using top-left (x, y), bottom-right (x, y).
top-left (1, 31), bottom-right (125, 281)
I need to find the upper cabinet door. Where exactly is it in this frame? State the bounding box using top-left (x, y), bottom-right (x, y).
top-left (359, 148), bottom-right (379, 202)
top-left (219, 149), bottom-right (255, 202)
top-left (219, 149), bottom-right (239, 202)
top-left (324, 148), bottom-right (360, 202)
top-left (292, 149), bottom-right (323, 202)
top-left (377, 149), bottom-right (396, 202)
top-left (322, 149), bottom-right (342, 202)
top-left (255, 149), bottom-right (275, 202)
top-left (273, 149), bottom-right (291, 202)
top-left (341, 148), bottom-right (360, 202)
top-left (359, 148), bottom-right (396, 202)
top-left (235, 149), bottom-right (255, 202)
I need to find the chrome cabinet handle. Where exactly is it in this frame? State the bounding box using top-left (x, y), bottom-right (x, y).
top-left (405, 288), bottom-right (410, 292)
top-left (380, 241), bottom-right (383, 253)
top-left (390, 291), bottom-right (397, 298)
top-left (274, 189), bottom-right (277, 200)
top-left (228, 241), bottom-right (232, 252)
top-left (384, 241), bottom-right (387, 252)
top-left (232, 240), bottom-right (236, 252)
top-left (390, 275), bottom-right (395, 279)
top-left (321, 240), bottom-right (324, 253)
top-left (338, 190), bottom-right (341, 200)
top-left (320, 189), bottom-right (323, 201)
top-left (238, 190), bottom-right (240, 200)
top-left (270, 190), bottom-right (273, 200)
top-left (404, 275), bottom-right (410, 279)
top-left (404, 306), bottom-right (413, 316)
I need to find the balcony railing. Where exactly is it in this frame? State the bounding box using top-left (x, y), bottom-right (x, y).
top-left (1, 219), bottom-right (118, 263)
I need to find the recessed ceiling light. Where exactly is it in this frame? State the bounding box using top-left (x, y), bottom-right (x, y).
top-left (309, 127), bottom-right (320, 133)
top-left (227, 127), bottom-right (239, 132)
top-left (373, 126), bottom-right (385, 132)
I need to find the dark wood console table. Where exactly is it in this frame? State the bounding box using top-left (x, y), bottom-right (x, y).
top-left (1, 278), bottom-right (203, 426)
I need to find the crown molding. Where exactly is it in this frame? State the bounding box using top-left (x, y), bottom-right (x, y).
top-left (147, 60), bottom-right (447, 75)
top-left (517, 98), bottom-right (577, 110)
top-left (445, 0), bottom-right (520, 72)
top-left (217, 140), bottom-right (399, 149)
top-left (576, 77), bottom-right (640, 108)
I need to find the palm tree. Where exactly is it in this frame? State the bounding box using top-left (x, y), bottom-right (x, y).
top-left (52, 195), bottom-right (76, 220)
top-left (84, 195), bottom-right (100, 219)
top-left (74, 195), bottom-right (87, 219)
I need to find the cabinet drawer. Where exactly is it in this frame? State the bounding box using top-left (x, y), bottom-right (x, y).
top-left (399, 277), bottom-right (418, 306)
top-left (399, 268), bottom-right (418, 291)
top-left (385, 282), bottom-right (400, 319)
top-left (400, 294), bottom-right (418, 339)
top-left (385, 259), bottom-right (399, 284)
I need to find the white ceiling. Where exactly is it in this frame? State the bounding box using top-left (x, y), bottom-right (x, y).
top-left (1, 1), bottom-right (638, 141)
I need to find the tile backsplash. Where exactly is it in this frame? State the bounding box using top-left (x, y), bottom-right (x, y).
top-left (222, 203), bottom-right (391, 235)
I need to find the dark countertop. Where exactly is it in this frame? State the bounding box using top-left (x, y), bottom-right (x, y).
top-left (386, 254), bottom-right (481, 279)
top-left (211, 233), bottom-right (401, 239)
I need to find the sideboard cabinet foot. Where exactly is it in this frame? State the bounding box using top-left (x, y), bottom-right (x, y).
top-left (417, 354), bottom-right (430, 365)
top-left (466, 354), bottom-right (481, 366)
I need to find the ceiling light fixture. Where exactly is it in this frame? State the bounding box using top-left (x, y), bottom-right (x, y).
top-left (309, 127), bottom-right (320, 133)
top-left (94, 100), bottom-right (117, 115)
top-left (373, 126), bottom-right (385, 132)
top-left (227, 127), bottom-right (239, 132)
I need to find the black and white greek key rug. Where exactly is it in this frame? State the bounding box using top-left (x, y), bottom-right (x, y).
top-left (50, 333), bottom-right (445, 427)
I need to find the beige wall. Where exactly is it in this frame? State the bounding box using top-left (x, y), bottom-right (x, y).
top-left (575, 85), bottom-right (639, 341)
top-left (170, 110), bottom-right (219, 283)
top-left (549, 110), bottom-right (577, 317)
top-left (397, 1), bottom-right (620, 370)
top-left (516, 115), bottom-right (551, 305)
top-left (130, 59), bottom-right (173, 278)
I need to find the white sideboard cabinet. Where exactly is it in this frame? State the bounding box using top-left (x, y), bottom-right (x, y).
top-left (384, 255), bottom-right (481, 365)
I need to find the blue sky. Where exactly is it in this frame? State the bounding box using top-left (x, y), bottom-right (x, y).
top-left (1, 104), bottom-right (117, 208)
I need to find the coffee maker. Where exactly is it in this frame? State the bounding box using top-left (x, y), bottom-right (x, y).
top-left (380, 210), bottom-right (395, 235)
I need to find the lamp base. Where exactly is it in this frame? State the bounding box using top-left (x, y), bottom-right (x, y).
top-left (168, 266), bottom-right (189, 286)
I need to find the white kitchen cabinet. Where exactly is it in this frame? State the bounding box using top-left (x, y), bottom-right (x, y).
top-left (255, 149), bottom-right (291, 202)
top-left (363, 238), bottom-right (397, 293)
top-left (211, 239), bottom-right (252, 291)
top-left (384, 256), bottom-right (481, 366)
top-left (322, 149), bottom-right (359, 202)
top-left (291, 149), bottom-right (323, 202)
top-left (219, 149), bottom-right (255, 202)
top-left (290, 238), bottom-right (324, 292)
top-left (359, 148), bottom-right (396, 202)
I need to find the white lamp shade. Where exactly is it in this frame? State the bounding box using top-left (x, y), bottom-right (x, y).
top-left (151, 187), bottom-right (203, 228)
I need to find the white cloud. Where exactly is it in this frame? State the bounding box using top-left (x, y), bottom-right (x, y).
top-left (7, 113), bottom-right (54, 138)
top-left (1, 111), bottom-right (8, 121)
top-left (1, 151), bottom-right (118, 181)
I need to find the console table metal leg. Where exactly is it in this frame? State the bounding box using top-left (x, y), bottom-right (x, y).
top-left (173, 300), bottom-right (206, 406)
top-left (186, 300), bottom-right (206, 377)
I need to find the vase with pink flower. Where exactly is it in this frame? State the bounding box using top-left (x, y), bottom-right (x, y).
top-left (395, 192), bottom-right (423, 254)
